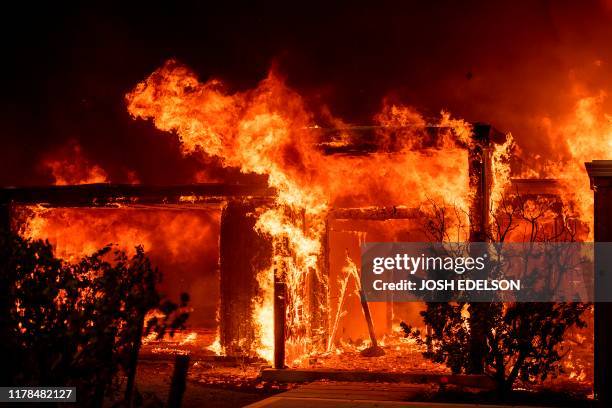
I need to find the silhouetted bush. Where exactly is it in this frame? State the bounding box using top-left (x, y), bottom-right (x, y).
top-left (0, 232), bottom-right (189, 406)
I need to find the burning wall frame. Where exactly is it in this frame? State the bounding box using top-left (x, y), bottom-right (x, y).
top-left (0, 124), bottom-right (541, 372)
top-left (0, 176), bottom-right (593, 361)
top-left (0, 114), bottom-right (604, 401)
top-left (0, 183), bottom-right (278, 358)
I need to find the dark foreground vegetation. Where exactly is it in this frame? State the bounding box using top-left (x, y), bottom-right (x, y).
top-left (0, 232), bottom-right (189, 407)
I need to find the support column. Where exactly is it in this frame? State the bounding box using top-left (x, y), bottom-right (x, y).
top-left (467, 124), bottom-right (494, 374)
top-left (274, 255), bottom-right (287, 369)
top-left (273, 235), bottom-right (291, 369)
top-left (586, 160), bottom-right (612, 405)
top-left (219, 200), bottom-right (272, 356)
top-left (469, 124), bottom-right (494, 242)
top-left (309, 216), bottom-right (330, 350)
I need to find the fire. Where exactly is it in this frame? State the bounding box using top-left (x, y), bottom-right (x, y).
top-left (125, 59), bottom-right (475, 362)
top-left (207, 337), bottom-right (223, 356)
top-left (42, 142), bottom-right (108, 185)
top-left (19, 207), bottom-right (216, 261)
top-left (554, 92), bottom-right (612, 231)
top-left (513, 91), bottom-right (612, 236)
top-left (252, 264), bottom-right (275, 361)
top-left (179, 331), bottom-right (198, 345)
top-left (18, 206), bottom-right (221, 342)
top-left (328, 253), bottom-right (360, 352)
top-left (491, 132), bottom-right (515, 212)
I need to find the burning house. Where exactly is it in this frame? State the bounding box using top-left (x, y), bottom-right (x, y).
top-left (1, 2), bottom-right (611, 406)
top-left (0, 60), bottom-right (600, 392)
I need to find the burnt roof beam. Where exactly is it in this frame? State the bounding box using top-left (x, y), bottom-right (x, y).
top-left (0, 183), bottom-right (276, 207)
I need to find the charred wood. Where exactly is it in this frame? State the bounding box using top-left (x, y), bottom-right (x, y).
top-left (330, 206), bottom-right (421, 221)
top-left (0, 183), bottom-right (275, 207)
top-left (219, 200), bottom-right (273, 356)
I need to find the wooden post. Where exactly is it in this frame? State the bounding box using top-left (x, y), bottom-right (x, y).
top-left (586, 160), bottom-right (612, 406)
top-left (360, 290), bottom-right (378, 347)
top-left (274, 246), bottom-right (287, 369)
top-left (467, 124), bottom-right (494, 374)
top-left (386, 268), bottom-right (394, 333)
top-left (309, 215), bottom-right (330, 350)
top-left (124, 312), bottom-right (145, 407)
top-left (167, 354), bottom-right (190, 408)
top-left (219, 200), bottom-right (272, 356)
top-left (359, 290), bottom-right (385, 357)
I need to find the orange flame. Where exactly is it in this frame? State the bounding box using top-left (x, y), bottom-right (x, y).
top-left (42, 142), bottom-right (108, 185)
top-left (554, 92), bottom-right (612, 232)
top-left (515, 91), bottom-right (612, 237)
top-left (125, 59), bottom-right (475, 362)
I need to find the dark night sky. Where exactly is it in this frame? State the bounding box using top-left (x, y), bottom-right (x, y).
top-left (1, 0), bottom-right (611, 186)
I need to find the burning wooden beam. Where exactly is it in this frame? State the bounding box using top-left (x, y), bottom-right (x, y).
top-left (467, 124), bottom-right (495, 375)
top-left (317, 124), bottom-right (506, 156)
top-left (219, 200), bottom-right (273, 356)
top-left (0, 183), bottom-right (275, 207)
top-left (510, 178), bottom-right (563, 197)
top-left (358, 289), bottom-right (385, 357)
top-left (309, 215), bottom-right (330, 349)
top-left (273, 236), bottom-right (291, 369)
top-left (329, 206), bottom-right (422, 221)
top-left (274, 260), bottom-right (287, 369)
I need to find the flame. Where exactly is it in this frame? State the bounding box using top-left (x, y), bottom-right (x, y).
top-left (42, 142), bottom-right (108, 185)
top-left (179, 331), bottom-right (198, 345)
top-left (491, 132), bottom-right (515, 212)
top-left (207, 336), bottom-right (223, 355)
top-left (20, 207), bottom-right (205, 261)
top-left (125, 59), bottom-right (474, 363)
top-left (126, 60), bottom-right (472, 211)
top-left (514, 91), bottom-right (612, 236)
top-left (328, 253), bottom-right (360, 352)
top-left (252, 264), bottom-right (275, 361)
top-left (554, 92), bottom-right (612, 231)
